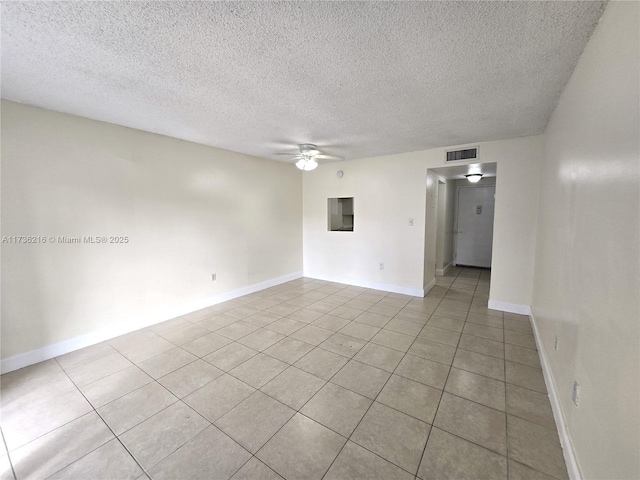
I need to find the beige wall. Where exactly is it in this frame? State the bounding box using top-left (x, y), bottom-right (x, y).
top-left (435, 179), bottom-right (447, 272)
top-left (532, 2), bottom-right (640, 478)
top-left (1, 101), bottom-right (303, 361)
top-left (302, 150), bottom-right (428, 295)
top-left (423, 172), bottom-right (439, 289)
top-left (303, 135), bottom-right (542, 303)
top-left (443, 179), bottom-right (456, 270)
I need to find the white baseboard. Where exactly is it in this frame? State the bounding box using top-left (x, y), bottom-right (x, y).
top-left (423, 277), bottom-right (436, 295)
top-left (435, 262), bottom-right (453, 276)
top-left (305, 273), bottom-right (425, 298)
top-left (529, 309), bottom-right (582, 480)
top-left (487, 299), bottom-right (532, 315)
top-left (1, 271), bottom-right (303, 374)
top-left (476, 299), bottom-right (580, 479)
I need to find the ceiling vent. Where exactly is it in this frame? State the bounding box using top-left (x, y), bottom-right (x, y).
top-left (446, 147), bottom-right (479, 162)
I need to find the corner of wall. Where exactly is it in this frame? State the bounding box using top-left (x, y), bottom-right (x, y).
top-left (304, 272), bottom-right (426, 298)
top-left (487, 299), bottom-right (531, 316)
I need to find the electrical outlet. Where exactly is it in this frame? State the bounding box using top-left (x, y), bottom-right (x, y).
top-left (211, 273), bottom-right (217, 281)
top-left (572, 381), bottom-right (580, 406)
top-left (554, 335), bottom-right (559, 351)
top-left (379, 262), bottom-right (384, 270)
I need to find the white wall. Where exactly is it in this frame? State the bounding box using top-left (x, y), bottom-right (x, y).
top-left (423, 172), bottom-right (439, 289)
top-left (434, 177), bottom-right (457, 274)
top-left (302, 151), bottom-right (428, 296)
top-left (435, 180), bottom-right (446, 271)
top-left (532, 2), bottom-right (640, 478)
top-left (303, 135), bottom-right (542, 303)
top-left (443, 179), bottom-right (456, 269)
top-left (1, 101), bottom-right (303, 362)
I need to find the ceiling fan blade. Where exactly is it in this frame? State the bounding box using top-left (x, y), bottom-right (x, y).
top-left (273, 145), bottom-right (344, 165)
top-left (315, 154), bottom-right (344, 162)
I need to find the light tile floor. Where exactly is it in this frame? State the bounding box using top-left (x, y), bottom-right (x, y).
top-left (0, 268), bottom-right (569, 480)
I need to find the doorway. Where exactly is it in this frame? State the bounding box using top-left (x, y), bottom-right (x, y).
top-left (455, 185), bottom-right (495, 268)
top-left (423, 162), bottom-right (497, 293)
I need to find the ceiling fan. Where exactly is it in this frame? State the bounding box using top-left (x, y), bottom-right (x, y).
top-left (278, 144), bottom-right (344, 171)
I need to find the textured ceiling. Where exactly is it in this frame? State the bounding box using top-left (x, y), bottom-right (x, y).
top-left (1, 1), bottom-right (605, 162)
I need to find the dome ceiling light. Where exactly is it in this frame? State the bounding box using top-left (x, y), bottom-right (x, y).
top-left (465, 173), bottom-right (483, 183)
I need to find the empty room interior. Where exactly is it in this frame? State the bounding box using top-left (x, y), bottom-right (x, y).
top-left (1, 2), bottom-right (639, 480)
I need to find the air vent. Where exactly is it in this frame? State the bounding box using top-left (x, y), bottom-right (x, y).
top-left (446, 147), bottom-right (478, 162)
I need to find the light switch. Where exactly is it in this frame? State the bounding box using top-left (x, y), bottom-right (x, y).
top-left (408, 218), bottom-right (414, 226)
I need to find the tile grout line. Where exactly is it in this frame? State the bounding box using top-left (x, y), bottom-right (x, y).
top-left (317, 304), bottom-right (427, 477)
top-left (50, 356), bottom-right (153, 480)
top-left (308, 274), bottom-right (559, 478)
top-left (76, 303), bottom-right (536, 411)
top-left (414, 266), bottom-right (476, 479)
top-left (0, 427), bottom-right (17, 480)
top-left (209, 281), bottom-right (433, 478)
top-left (437, 273), bottom-right (560, 479)
top-left (246, 287), bottom-right (405, 478)
top-left (317, 303), bottom-right (437, 479)
top-left (293, 271), bottom-right (508, 478)
top-left (503, 297), bottom-right (511, 480)
top-left (180, 284), bottom-right (401, 397)
top-left (195, 285), bottom-right (392, 374)
top-left (55, 354), bottom-right (257, 480)
top-left (318, 269), bottom-right (478, 477)
top-left (68, 356), bottom-right (266, 480)
top-left (151, 281), bottom-right (403, 479)
top-left (0, 280), bottom-right (325, 478)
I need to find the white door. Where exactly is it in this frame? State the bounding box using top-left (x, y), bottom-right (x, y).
top-left (455, 186), bottom-right (495, 268)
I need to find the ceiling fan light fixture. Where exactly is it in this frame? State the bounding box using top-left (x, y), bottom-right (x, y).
top-left (296, 158), bottom-right (318, 171)
top-left (465, 173), bottom-right (483, 183)
top-left (283, 143), bottom-right (343, 171)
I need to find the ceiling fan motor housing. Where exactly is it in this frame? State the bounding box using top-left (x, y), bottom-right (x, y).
top-left (299, 144), bottom-right (320, 156)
